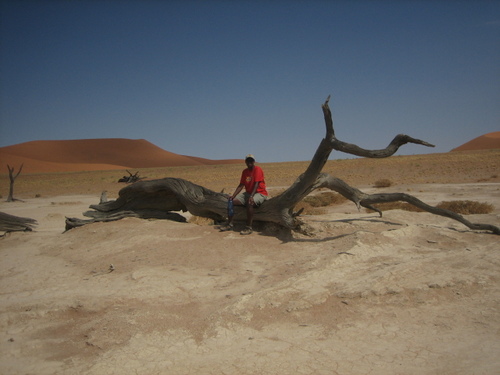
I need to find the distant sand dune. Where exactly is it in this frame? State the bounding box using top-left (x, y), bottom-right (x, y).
top-left (451, 131), bottom-right (500, 152)
top-left (1, 133), bottom-right (498, 174)
top-left (0, 138), bottom-right (240, 173)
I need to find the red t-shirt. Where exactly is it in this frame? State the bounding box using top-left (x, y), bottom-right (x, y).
top-left (240, 166), bottom-right (268, 196)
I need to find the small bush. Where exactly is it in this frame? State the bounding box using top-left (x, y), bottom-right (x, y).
top-left (296, 192), bottom-right (347, 215)
top-left (303, 192), bottom-right (347, 207)
top-left (374, 179), bottom-right (392, 188)
top-left (436, 200), bottom-right (493, 215)
top-left (365, 200), bottom-right (494, 215)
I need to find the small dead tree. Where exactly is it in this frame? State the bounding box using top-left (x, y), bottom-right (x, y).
top-left (118, 170), bottom-right (144, 183)
top-left (66, 97), bottom-right (500, 235)
top-left (6, 164), bottom-right (23, 202)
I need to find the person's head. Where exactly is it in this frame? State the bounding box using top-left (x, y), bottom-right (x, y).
top-left (245, 154), bottom-right (255, 169)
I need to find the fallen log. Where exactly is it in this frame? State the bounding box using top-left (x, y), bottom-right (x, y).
top-left (65, 96), bottom-right (499, 236)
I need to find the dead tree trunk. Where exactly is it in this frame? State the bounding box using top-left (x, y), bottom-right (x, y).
top-left (6, 164), bottom-right (23, 202)
top-left (66, 97), bottom-right (499, 235)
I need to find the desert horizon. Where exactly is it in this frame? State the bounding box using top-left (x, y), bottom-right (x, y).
top-left (1, 148), bottom-right (499, 200)
top-left (1, 131), bottom-right (499, 175)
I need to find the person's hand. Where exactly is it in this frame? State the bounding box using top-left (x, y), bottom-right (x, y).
top-left (249, 196), bottom-right (254, 205)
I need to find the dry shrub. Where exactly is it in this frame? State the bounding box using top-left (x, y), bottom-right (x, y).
top-left (366, 200), bottom-right (493, 215)
top-left (374, 179), bottom-right (393, 188)
top-left (436, 200), bottom-right (493, 215)
top-left (188, 216), bottom-right (215, 225)
top-left (296, 192), bottom-right (347, 215)
top-left (303, 192), bottom-right (347, 207)
top-left (295, 201), bottom-right (327, 215)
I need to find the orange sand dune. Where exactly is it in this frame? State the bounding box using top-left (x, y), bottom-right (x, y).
top-left (451, 131), bottom-right (500, 152)
top-left (0, 139), bottom-right (240, 173)
top-left (0, 153), bottom-right (128, 173)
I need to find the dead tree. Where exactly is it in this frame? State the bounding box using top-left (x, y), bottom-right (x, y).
top-left (118, 170), bottom-right (144, 183)
top-left (66, 97), bottom-right (500, 235)
top-left (6, 164), bottom-right (23, 202)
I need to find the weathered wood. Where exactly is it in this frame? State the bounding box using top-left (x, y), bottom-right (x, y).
top-left (65, 97), bottom-right (499, 235)
top-left (65, 209), bottom-right (186, 231)
top-left (0, 211), bottom-right (37, 233)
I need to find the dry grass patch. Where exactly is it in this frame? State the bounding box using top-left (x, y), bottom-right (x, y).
top-left (436, 200), bottom-right (494, 215)
top-left (303, 192), bottom-right (347, 207)
top-left (297, 192), bottom-right (348, 215)
top-left (374, 179), bottom-right (393, 188)
top-left (188, 216), bottom-right (215, 225)
top-left (366, 200), bottom-right (494, 215)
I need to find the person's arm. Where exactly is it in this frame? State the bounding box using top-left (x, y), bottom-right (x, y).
top-left (230, 184), bottom-right (244, 200)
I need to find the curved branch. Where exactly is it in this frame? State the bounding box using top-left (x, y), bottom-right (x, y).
top-left (314, 173), bottom-right (500, 235)
top-left (271, 96), bottom-right (435, 210)
top-left (321, 97), bottom-right (435, 157)
top-left (360, 193), bottom-right (500, 234)
top-left (331, 134), bottom-right (435, 158)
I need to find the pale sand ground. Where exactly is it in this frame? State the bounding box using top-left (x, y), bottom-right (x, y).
top-left (1, 180), bottom-right (499, 374)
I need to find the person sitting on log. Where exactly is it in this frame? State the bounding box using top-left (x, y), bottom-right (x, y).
top-left (220, 154), bottom-right (268, 235)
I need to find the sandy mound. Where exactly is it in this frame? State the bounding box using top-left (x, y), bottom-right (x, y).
top-left (1, 182), bottom-right (499, 374)
top-left (451, 131), bottom-right (500, 152)
top-left (0, 139), bottom-right (240, 173)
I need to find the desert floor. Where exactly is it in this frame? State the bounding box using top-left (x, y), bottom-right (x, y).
top-left (1, 151), bottom-right (499, 375)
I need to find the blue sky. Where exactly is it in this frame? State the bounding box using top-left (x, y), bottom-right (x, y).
top-left (1, 0), bottom-right (499, 162)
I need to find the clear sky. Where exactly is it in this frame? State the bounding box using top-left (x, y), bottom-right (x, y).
top-left (1, 0), bottom-right (499, 162)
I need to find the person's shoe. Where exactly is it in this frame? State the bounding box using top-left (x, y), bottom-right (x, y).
top-left (219, 223), bottom-right (233, 232)
top-left (240, 226), bottom-right (253, 235)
